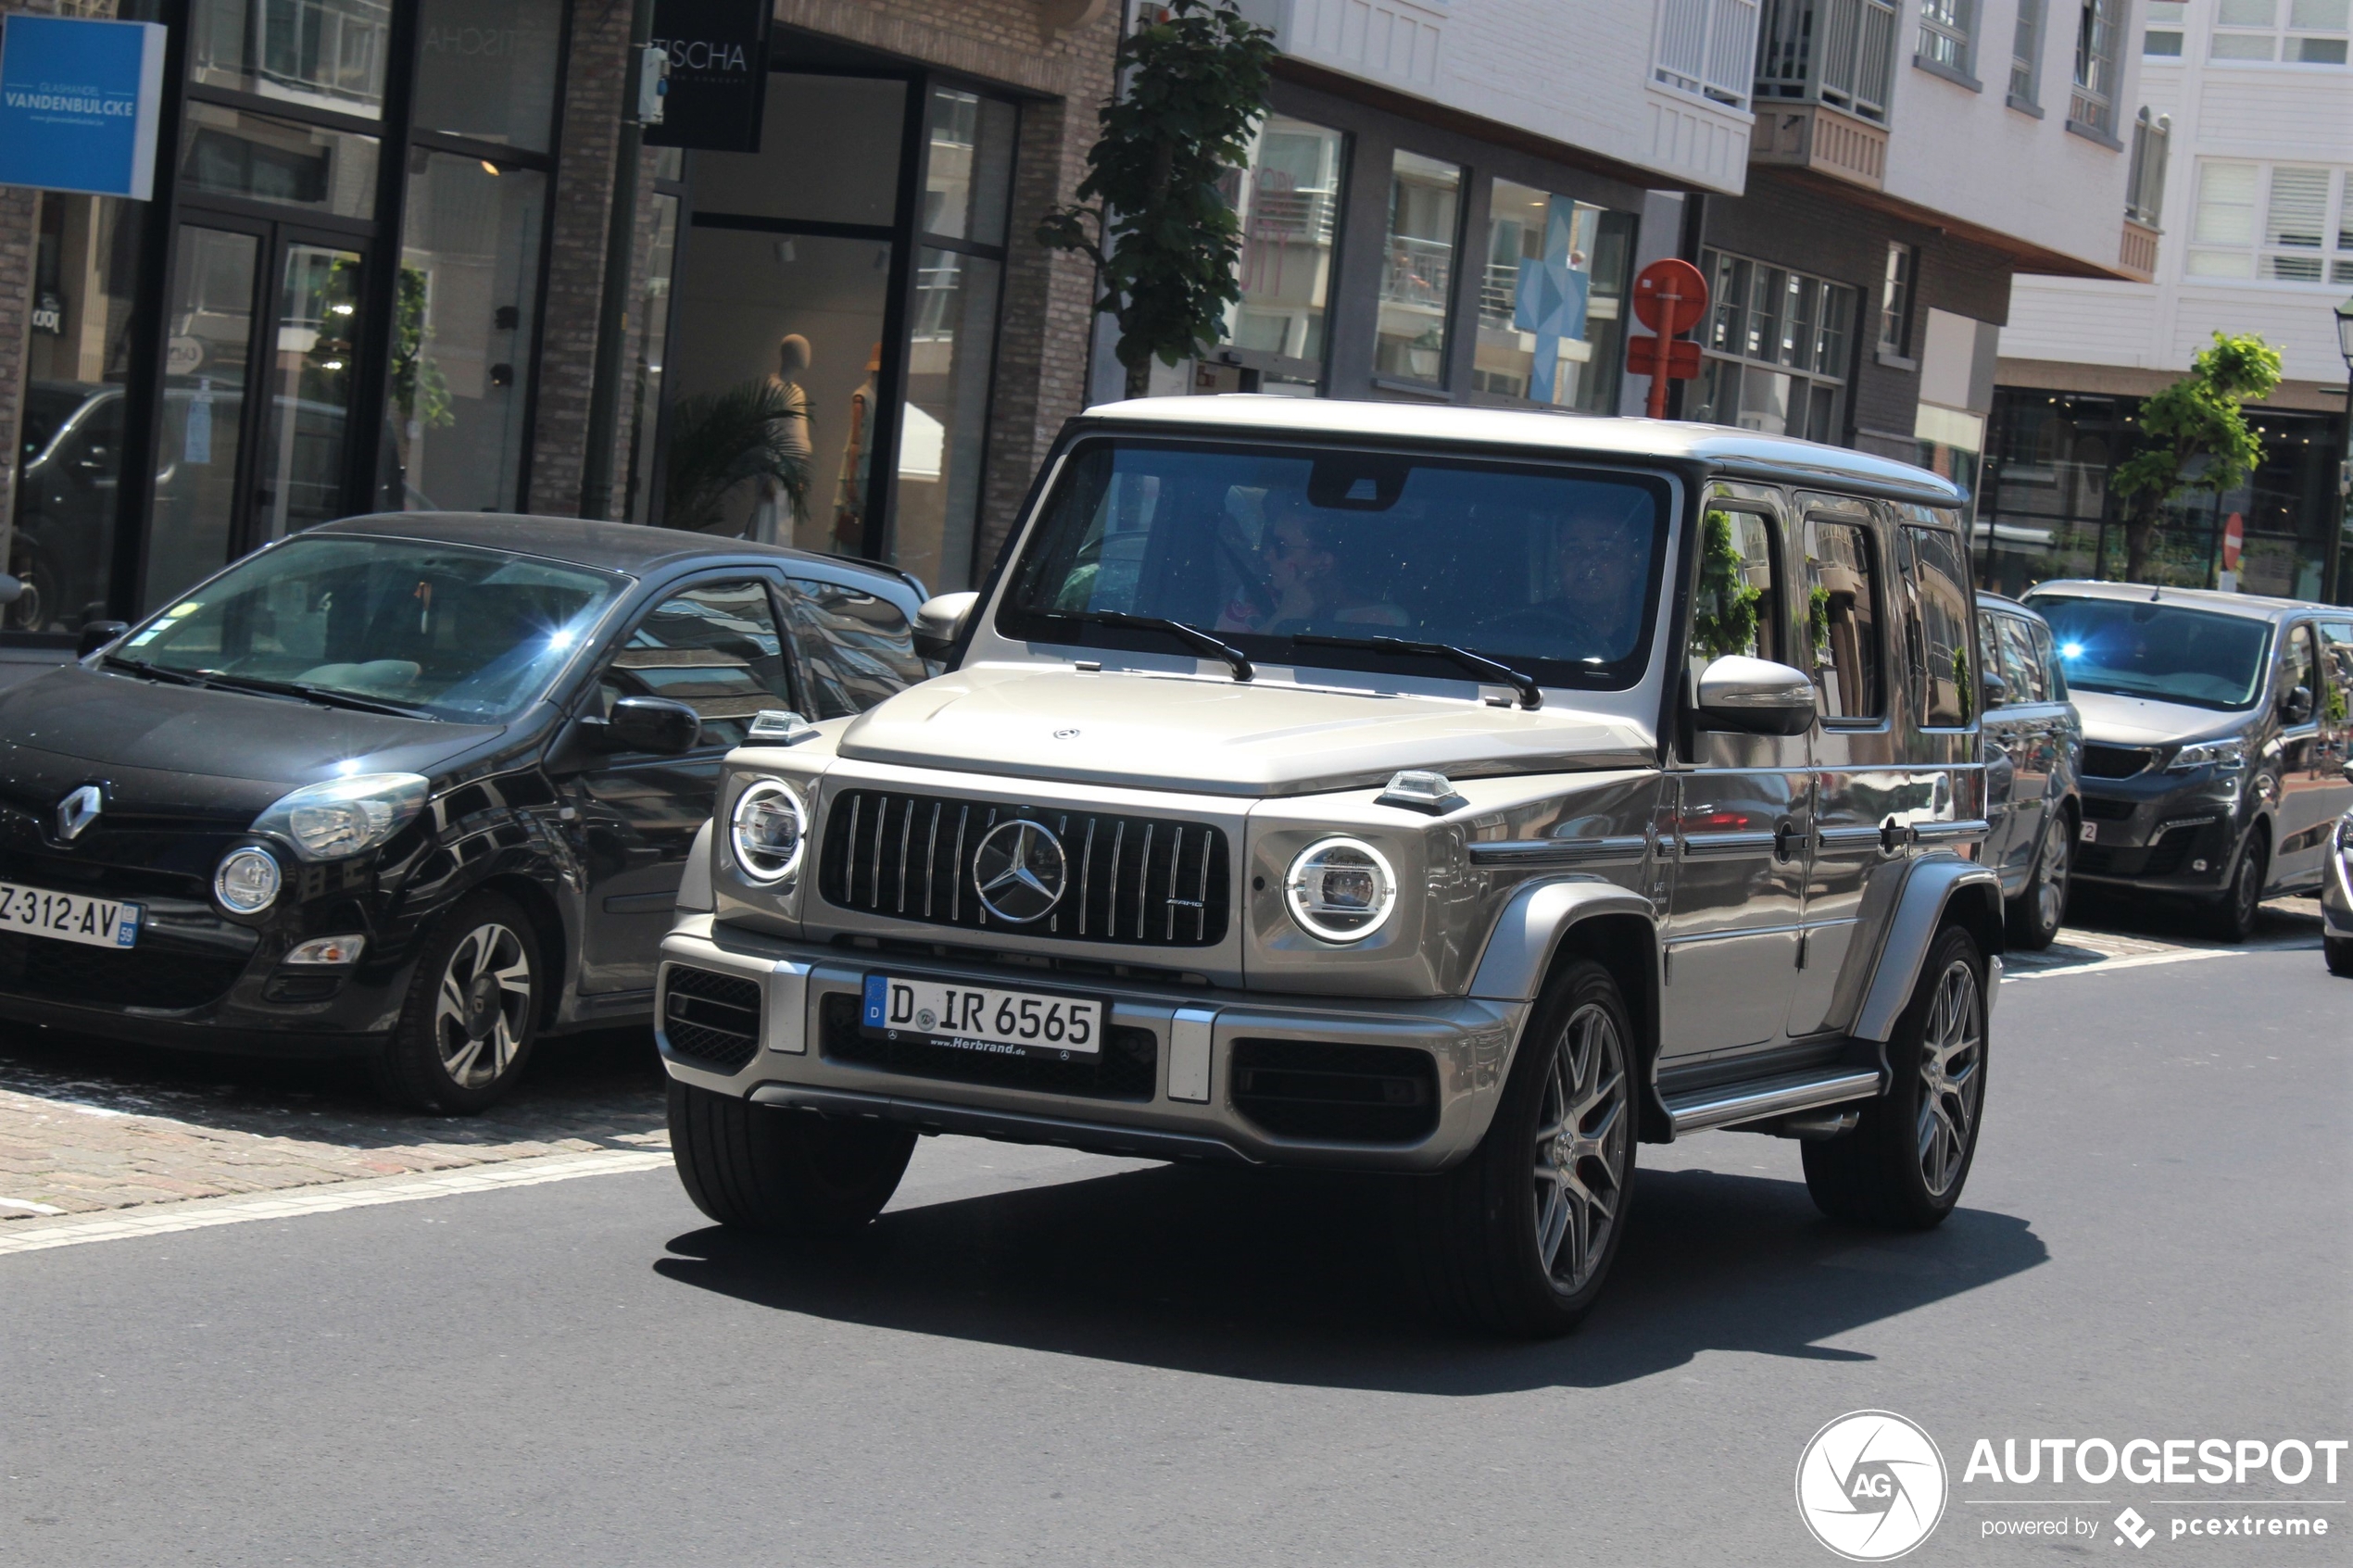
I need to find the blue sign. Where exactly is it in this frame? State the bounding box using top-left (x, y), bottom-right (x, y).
top-left (0, 16), bottom-right (167, 201)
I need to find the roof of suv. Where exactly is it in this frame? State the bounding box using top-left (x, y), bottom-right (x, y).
top-left (1077, 396), bottom-right (1965, 506)
top-left (2022, 579), bottom-right (2341, 624)
top-left (310, 511), bottom-right (921, 593)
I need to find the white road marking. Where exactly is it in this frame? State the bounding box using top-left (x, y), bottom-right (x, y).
top-left (2004, 947), bottom-right (2252, 982)
top-left (0, 1148), bottom-right (672, 1258)
top-left (0, 1197), bottom-right (66, 1216)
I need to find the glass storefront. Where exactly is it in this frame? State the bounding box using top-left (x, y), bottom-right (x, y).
top-left (1472, 180), bottom-right (1632, 413)
top-left (1218, 114), bottom-right (1347, 392)
top-left (1376, 151), bottom-right (1462, 386)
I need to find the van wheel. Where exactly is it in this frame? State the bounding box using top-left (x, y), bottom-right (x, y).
top-left (2196, 828), bottom-right (2267, 943)
top-left (371, 890), bottom-right (541, 1114)
top-left (2325, 936), bottom-right (2353, 978)
top-left (2005, 813), bottom-right (2071, 950)
top-left (668, 1080), bottom-right (915, 1236)
top-left (1409, 959), bottom-right (1635, 1337)
top-left (1803, 926), bottom-right (1986, 1229)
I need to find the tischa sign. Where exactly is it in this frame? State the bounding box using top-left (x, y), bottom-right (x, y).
top-left (647, 0), bottom-right (774, 154)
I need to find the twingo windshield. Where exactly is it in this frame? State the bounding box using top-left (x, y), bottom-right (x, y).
top-left (2027, 595), bottom-right (2273, 712)
top-left (1000, 441), bottom-right (1670, 689)
top-left (118, 535), bottom-right (623, 721)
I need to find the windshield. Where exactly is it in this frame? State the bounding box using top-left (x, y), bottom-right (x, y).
top-left (116, 535), bottom-right (625, 721)
top-left (1000, 440), bottom-right (1670, 688)
top-left (2026, 595), bottom-right (2272, 711)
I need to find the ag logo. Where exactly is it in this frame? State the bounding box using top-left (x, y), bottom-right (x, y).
top-left (1795, 1410), bottom-right (1948, 1561)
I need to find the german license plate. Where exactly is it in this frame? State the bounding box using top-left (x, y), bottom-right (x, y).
top-left (862, 974), bottom-right (1103, 1058)
top-left (2080, 821), bottom-right (2098, 843)
top-left (0, 882), bottom-right (142, 948)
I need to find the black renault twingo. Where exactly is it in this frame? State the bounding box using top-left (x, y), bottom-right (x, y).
top-left (0, 514), bottom-right (926, 1110)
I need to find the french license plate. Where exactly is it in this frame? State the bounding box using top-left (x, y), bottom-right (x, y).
top-left (2080, 821), bottom-right (2098, 843)
top-left (0, 882), bottom-right (142, 948)
top-left (862, 974), bottom-right (1103, 1059)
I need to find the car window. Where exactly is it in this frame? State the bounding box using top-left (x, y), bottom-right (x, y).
top-left (603, 580), bottom-right (794, 748)
top-left (779, 576), bottom-right (925, 721)
top-left (2320, 621), bottom-right (2352, 721)
top-left (1996, 614), bottom-right (2047, 704)
top-left (1904, 526), bottom-right (1974, 729)
top-left (2282, 623), bottom-right (2319, 726)
top-left (2033, 620), bottom-right (2068, 700)
top-left (1803, 519), bottom-right (1882, 721)
top-left (1976, 612), bottom-right (2007, 700)
top-left (1690, 508), bottom-right (1780, 684)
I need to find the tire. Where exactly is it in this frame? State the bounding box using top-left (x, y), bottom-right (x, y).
top-left (1803, 925), bottom-right (1987, 1230)
top-left (2195, 828), bottom-right (2267, 944)
top-left (2005, 811), bottom-right (2072, 950)
top-left (668, 1079), bottom-right (915, 1236)
top-left (2326, 936), bottom-right (2353, 978)
top-left (1409, 959), bottom-right (1636, 1336)
top-left (370, 890), bottom-right (542, 1114)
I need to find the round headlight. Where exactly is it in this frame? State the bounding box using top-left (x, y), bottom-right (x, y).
top-left (214, 846), bottom-right (283, 914)
top-left (1284, 836), bottom-right (1397, 943)
top-left (731, 778), bottom-right (807, 884)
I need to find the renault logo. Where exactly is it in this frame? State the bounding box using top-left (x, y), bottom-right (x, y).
top-left (972, 819), bottom-right (1066, 924)
top-left (57, 784), bottom-right (104, 842)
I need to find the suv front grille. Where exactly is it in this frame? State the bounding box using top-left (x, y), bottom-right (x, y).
top-left (661, 965), bottom-right (762, 1072)
top-left (1229, 1039), bottom-right (1439, 1144)
top-left (819, 991), bottom-right (1157, 1099)
top-left (2082, 744), bottom-right (2157, 779)
top-left (817, 790), bottom-right (1229, 948)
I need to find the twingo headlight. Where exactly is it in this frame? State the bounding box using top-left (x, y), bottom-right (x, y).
top-left (730, 777), bottom-right (807, 884)
top-left (1284, 835), bottom-right (1398, 943)
top-left (253, 772), bottom-right (429, 861)
top-left (2169, 738), bottom-right (2246, 772)
top-left (213, 846), bottom-right (282, 914)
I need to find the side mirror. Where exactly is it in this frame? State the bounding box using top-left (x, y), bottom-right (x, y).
top-left (78, 620), bottom-right (132, 658)
top-left (594, 696), bottom-right (700, 755)
top-left (1695, 655), bottom-right (1818, 737)
top-left (1980, 669), bottom-right (2008, 710)
top-left (0, 574), bottom-right (20, 607)
top-left (912, 590), bottom-right (979, 661)
top-left (2282, 684), bottom-right (2314, 725)
top-left (2341, 759), bottom-right (2352, 785)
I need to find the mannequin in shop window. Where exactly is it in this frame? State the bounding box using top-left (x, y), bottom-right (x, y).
top-left (751, 333), bottom-right (813, 546)
top-left (830, 342), bottom-right (880, 556)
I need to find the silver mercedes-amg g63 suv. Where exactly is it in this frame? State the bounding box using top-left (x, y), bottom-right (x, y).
top-left (656, 397), bottom-right (2005, 1336)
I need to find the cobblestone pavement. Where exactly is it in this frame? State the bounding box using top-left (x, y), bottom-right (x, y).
top-left (0, 897), bottom-right (2324, 1228)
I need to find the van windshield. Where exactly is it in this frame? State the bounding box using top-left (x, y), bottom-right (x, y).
top-left (2026, 595), bottom-right (2272, 711)
top-left (114, 534), bottom-right (624, 721)
top-left (1000, 440), bottom-right (1670, 689)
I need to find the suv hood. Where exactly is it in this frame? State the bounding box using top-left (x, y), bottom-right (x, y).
top-left (2070, 688), bottom-right (2251, 748)
top-left (836, 664), bottom-right (1655, 797)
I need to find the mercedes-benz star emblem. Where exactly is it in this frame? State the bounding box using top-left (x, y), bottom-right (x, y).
top-left (972, 819), bottom-right (1067, 924)
top-left (57, 784), bottom-right (104, 842)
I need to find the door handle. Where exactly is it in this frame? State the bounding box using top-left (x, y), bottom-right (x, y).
top-left (1881, 819), bottom-right (1914, 854)
top-left (1774, 819), bottom-right (1806, 862)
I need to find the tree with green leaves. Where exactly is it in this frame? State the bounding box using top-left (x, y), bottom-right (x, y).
top-left (2109, 332), bottom-right (2283, 583)
top-left (1038, 0), bottom-right (1277, 399)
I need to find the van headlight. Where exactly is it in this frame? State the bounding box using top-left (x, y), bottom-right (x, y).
top-left (1284, 836), bottom-right (1397, 942)
top-left (731, 777), bottom-right (807, 884)
top-left (252, 773), bottom-right (429, 860)
top-left (2169, 738), bottom-right (2246, 772)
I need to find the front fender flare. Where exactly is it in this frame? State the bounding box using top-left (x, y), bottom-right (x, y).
top-left (1467, 878), bottom-right (1657, 1003)
top-left (1851, 856), bottom-right (2005, 1042)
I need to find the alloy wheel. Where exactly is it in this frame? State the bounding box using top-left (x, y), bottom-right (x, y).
top-left (1530, 1001), bottom-right (1630, 1293)
top-left (2032, 821), bottom-right (2070, 931)
top-left (1914, 959), bottom-right (1983, 1198)
top-left (433, 922), bottom-right (533, 1089)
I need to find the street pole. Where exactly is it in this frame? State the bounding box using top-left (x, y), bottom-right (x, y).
top-left (580, 0), bottom-right (660, 520)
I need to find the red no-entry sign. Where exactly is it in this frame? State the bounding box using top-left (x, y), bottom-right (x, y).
top-left (1625, 258), bottom-right (1709, 419)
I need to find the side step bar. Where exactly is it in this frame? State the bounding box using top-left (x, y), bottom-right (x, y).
top-left (1662, 1067), bottom-right (1883, 1138)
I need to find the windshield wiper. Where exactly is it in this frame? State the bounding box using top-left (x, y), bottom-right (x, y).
top-left (100, 654), bottom-right (204, 687)
top-left (192, 671), bottom-right (437, 721)
top-left (1290, 633), bottom-right (1543, 710)
top-left (1039, 610), bottom-right (1253, 683)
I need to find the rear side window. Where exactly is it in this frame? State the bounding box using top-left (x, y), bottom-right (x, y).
top-left (1905, 526), bottom-right (1974, 728)
top-left (1804, 518), bottom-right (1883, 720)
top-left (1996, 614), bottom-right (2048, 704)
top-left (780, 577), bottom-right (925, 720)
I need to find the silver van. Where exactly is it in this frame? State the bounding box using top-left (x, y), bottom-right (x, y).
top-left (657, 398), bottom-right (2007, 1335)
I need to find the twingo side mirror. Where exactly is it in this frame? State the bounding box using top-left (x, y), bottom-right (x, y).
top-left (0, 573), bottom-right (20, 607)
top-left (78, 620), bottom-right (132, 658)
top-left (1980, 669), bottom-right (2008, 710)
top-left (912, 590), bottom-right (979, 662)
top-left (598, 696), bottom-right (701, 755)
top-left (1695, 655), bottom-right (1818, 736)
top-left (2281, 684), bottom-right (2314, 725)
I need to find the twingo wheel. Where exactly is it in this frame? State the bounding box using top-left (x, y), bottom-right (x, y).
top-left (371, 890), bottom-right (541, 1114)
top-left (1803, 925), bottom-right (1987, 1229)
top-left (667, 1080), bottom-right (916, 1236)
top-left (1412, 958), bottom-right (1636, 1337)
top-left (2325, 936), bottom-right (2353, 978)
top-left (2196, 828), bottom-right (2267, 944)
top-left (2006, 812), bottom-right (2071, 950)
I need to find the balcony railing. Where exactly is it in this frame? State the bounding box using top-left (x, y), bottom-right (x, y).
top-left (1655, 0), bottom-right (1765, 111)
top-left (1755, 0), bottom-right (1900, 124)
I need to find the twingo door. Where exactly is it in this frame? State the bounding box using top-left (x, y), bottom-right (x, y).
top-left (1787, 498), bottom-right (1912, 1040)
top-left (560, 577), bottom-right (801, 995)
top-left (1662, 495), bottom-right (1808, 1061)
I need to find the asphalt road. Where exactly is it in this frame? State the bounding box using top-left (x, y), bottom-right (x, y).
top-left (4, 945), bottom-right (2347, 1566)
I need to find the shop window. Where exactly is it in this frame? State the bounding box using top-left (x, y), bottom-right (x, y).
top-left (7, 193), bottom-right (145, 634)
top-left (1472, 181), bottom-right (1631, 414)
top-left (1805, 519), bottom-right (1883, 720)
top-left (145, 228), bottom-right (259, 611)
top-left (921, 88), bottom-right (1016, 244)
top-left (190, 0), bottom-right (391, 118)
top-left (392, 152), bottom-right (547, 513)
top-left (623, 190), bottom-right (682, 527)
top-left (690, 74), bottom-right (907, 229)
top-left (179, 103), bottom-right (379, 220)
top-left (411, 0), bottom-right (566, 152)
top-left (1219, 115), bottom-right (1347, 389)
top-left (1375, 151), bottom-right (1462, 386)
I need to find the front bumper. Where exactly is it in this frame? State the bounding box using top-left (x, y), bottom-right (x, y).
top-left (2073, 774), bottom-right (2244, 895)
top-left (657, 914), bottom-right (1529, 1173)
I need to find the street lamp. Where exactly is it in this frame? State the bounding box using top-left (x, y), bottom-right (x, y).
top-left (2334, 295), bottom-right (2353, 605)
